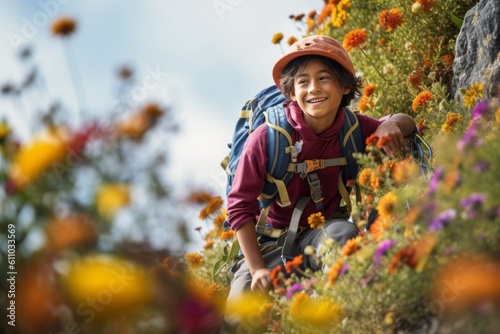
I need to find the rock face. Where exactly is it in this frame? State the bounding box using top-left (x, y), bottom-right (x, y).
top-left (451, 0), bottom-right (500, 101)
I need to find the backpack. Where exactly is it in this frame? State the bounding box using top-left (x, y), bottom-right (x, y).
top-left (220, 84), bottom-right (364, 217)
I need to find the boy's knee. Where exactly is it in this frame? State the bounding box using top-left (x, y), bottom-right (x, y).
top-left (324, 219), bottom-right (359, 245)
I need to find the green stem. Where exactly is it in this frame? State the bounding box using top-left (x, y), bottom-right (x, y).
top-left (359, 48), bottom-right (390, 83)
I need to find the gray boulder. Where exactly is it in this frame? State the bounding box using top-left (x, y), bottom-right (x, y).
top-left (451, 0), bottom-right (500, 101)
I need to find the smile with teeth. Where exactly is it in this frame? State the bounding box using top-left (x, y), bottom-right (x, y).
top-left (308, 97), bottom-right (327, 103)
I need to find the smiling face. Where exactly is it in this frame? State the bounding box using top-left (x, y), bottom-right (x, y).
top-left (291, 58), bottom-right (351, 134)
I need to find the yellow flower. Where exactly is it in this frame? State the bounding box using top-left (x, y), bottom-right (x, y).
top-left (225, 292), bottom-right (268, 320)
top-left (185, 252), bottom-right (204, 270)
top-left (8, 127), bottom-right (68, 190)
top-left (331, 0), bottom-right (351, 27)
top-left (376, 192), bottom-right (397, 217)
top-left (290, 293), bottom-right (343, 327)
top-left (441, 112), bottom-right (463, 133)
top-left (271, 33), bottom-right (284, 44)
top-left (307, 212), bottom-right (325, 229)
top-left (495, 107), bottom-right (500, 124)
top-left (62, 254), bottom-right (154, 322)
top-left (462, 83), bottom-right (485, 108)
top-left (95, 183), bottom-right (131, 220)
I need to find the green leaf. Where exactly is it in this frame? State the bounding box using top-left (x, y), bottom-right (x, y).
top-left (212, 256), bottom-right (228, 280)
top-left (450, 13), bottom-right (463, 29)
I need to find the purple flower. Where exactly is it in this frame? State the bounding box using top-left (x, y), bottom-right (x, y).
top-left (373, 239), bottom-right (397, 269)
top-left (457, 119), bottom-right (483, 152)
top-left (429, 209), bottom-right (457, 231)
top-left (474, 160), bottom-right (490, 173)
top-left (471, 99), bottom-right (489, 119)
top-left (427, 166), bottom-right (443, 195)
top-left (339, 263), bottom-right (350, 275)
top-left (460, 193), bottom-right (486, 209)
top-left (285, 283), bottom-right (303, 299)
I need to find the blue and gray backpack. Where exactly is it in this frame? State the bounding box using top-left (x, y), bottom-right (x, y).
top-left (221, 84), bottom-right (364, 217)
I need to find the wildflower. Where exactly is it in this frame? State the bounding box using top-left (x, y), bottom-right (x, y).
top-left (388, 246), bottom-right (416, 274)
top-left (460, 193), bottom-right (486, 219)
top-left (341, 236), bottom-right (361, 257)
top-left (185, 252), bottom-right (204, 270)
top-left (412, 91), bottom-right (433, 112)
top-left (471, 99), bottom-right (489, 119)
top-left (363, 84), bottom-right (376, 97)
top-left (306, 18), bottom-right (316, 33)
top-left (370, 172), bottom-right (381, 190)
top-left (115, 103), bottom-right (165, 140)
top-left (225, 292), bottom-right (268, 320)
top-left (392, 158), bottom-right (421, 186)
top-left (187, 190), bottom-right (213, 204)
top-left (287, 36), bottom-right (298, 46)
top-left (441, 54), bottom-right (454, 66)
top-left (357, 95), bottom-right (372, 112)
top-left (379, 8), bottom-right (404, 32)
top-left (428, 208), bottom-right (456, 231)
top-left (376, 136), bottom-right (392, 150)
top-left (46, 214), bottom-right (97, 252)
top-left (427, 166), bottom-right (443, 195)
top-left (327, 258), bottom-right (344, 285)
top-left (430, 255), bottom-right (500, 313)
top-left (8, 127), bottom-right (68, 190)
top-left (285, 255), bottom-right (303, 274)
top-left (474, 160), bottom-right (490, 173)
top-left (51, 16), bottom-right (77, 37)
top-left (117, 65), bottom-right (133, 80)
top-left (407, 71), bottom-right (422, 89)
top-left (271, 33), bottom-right (283, 44)
top-left (496, 107), bottom-right (500, 124)
top-left (286, 283), bottom-right (303, 299)
top-left (307, 212), bottom-right (325, 229)
top-left (415, 0), bottom-right (435, 13)
top-left (441, 112), bottom-right (463, 133)
top-left (365, 133), bottom-right (379, 146)
top-left (377, 192), bottom-right (397, 217)
top-left (343, 29), bottom-right (367, 52)
top-left (317, 3), bottom-right (333, 25)
top-left (412, 232), bottom-right (438, 271)
top-left (220, 230), bottom-right (235, 239)
top-left (457, 119), bottom-right (482, 152)
top-left (290, 293), bottom-right (343, 326)
top-left (203, 240), bottom-right (215, 249)
top-left (270, 265), bottom-right (283, 288)
top-left (213, 211), bottom-right (226, 227)
top-left (205, 196), bottom-right (224, 216)
top-left (462, 83), bottom-right (485, 107)
top-left (358, 168), bottom-right (374, 187)
top-left (374, 239), bottom-right (397, 269)
top-left (95, 183), bottom-right (131, 220)
top-left (331, 0), bottom-right (351, 27)
top-left (370, 214), bottom-right (390, 240)
top-left (293, 14), bottom-right (305, 21)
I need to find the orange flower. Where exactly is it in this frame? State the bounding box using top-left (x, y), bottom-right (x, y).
top-left (51, 16), bottom-right (77, 37)
top-left (341, 237), bottom-right (361, 257)
top-left (376, 135), bottom-right (392, 150)
top-left (441, 112), bottom-right (462, 133)
top-left (357, 95), bottom-right (371, 112)
top-left (115, 103), bottom-right (165, 140)
top-left (365, 133), bottom-right (379, 146)
top-left (287, 36), bottom-right (298, 46)
top-left (379, 8), bottom-right (404, 32)
top-left (317, 4), bottom-right (334, 25)
top-left (187, 190), bottom-right (214, 204)
top-left (308, 10), bottom-right (317, 19)
top-left (412, 91), bottom-right (433, 112)
top-left (307, 212), bottom-right (325, 229)
top-left (369, 172), bottom-right (381, 190)
top-left (407, 71), bottom-right (422, 89)
top-left (327, 258), bottom-right (344, 285)
top-left (358, 168), bottom-right (373, 187)
top-left (271, 33), bottom-right (284, 44)
top-left (363, 84), bottom-right (376, 97)
top-left (391, 158), bottom-right (421, 186)
top-left (220, 230), bottom-right (235, 239)
top-left (430, 255), bottom-right (500, 314)
top-left (415, 0), bottom-right (435, 13)
top-left (293, 14), bottom-right (305, 21)
top-left (46, 214), bottom-right (97, 252)
top-left (388, 246), bottom-right (416, 274)
top-left (343, 29), bottom-right (367, 51)
top-left (203, 240), bottom-right (215, 250)
top-left (213, 212), bottom-right (226, 227)
top-left (270, 265), bottom-right (283, 288)
top-left (370, 214), bottom-right (390, 240)
top-left (285, 255), bottom-right (303, 274)
top-left (441, 54), bottom-right (454, 66)
top-left (185, 252), bottom-right (204, 269)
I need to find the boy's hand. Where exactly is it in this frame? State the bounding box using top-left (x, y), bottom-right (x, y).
top-left (251, 268), bottom-right (272, 293)
top-left (374, 120), bottom-right (405, 156)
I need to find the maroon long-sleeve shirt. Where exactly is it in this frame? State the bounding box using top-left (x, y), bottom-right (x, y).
top-left (227, 101), bottom-right (382, 231)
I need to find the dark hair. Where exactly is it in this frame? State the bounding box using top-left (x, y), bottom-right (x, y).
top-left (279, 55), bottom-right (362, 108)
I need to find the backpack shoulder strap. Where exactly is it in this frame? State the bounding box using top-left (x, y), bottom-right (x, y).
top-left (338, 106), bottom-right (364, 215)
top-left (259, 104), bottom-right (294, 208)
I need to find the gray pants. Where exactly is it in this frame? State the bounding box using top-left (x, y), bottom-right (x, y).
top-left (226, 218), bottom-right (359, 301)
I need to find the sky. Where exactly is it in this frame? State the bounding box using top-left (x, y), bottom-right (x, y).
top-left (0, 0), bottom-right (324, 197)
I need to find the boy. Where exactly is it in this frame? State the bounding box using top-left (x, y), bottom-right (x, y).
top-left (226, 35), bottom-right (416, 297)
